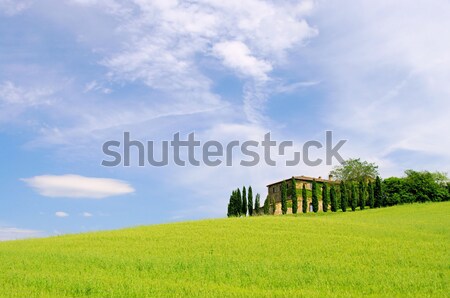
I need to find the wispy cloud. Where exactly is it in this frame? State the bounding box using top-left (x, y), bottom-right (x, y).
top-left (0, 0), bottom-right (33, 16)
top-left (22, 175), bottom-right (135, 199)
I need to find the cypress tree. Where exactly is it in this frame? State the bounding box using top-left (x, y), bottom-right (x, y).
top-left (248, 186), bottom-right (253, 216)
top-left (374, 176), bottom-right (382, 208)
top-left (227, 193), bottom-right (233, 217)
top-left (263, 196), bottom-right (270, 215)
top-left (330, 184), bottom-right (337, 212)
top-left (270, 196), bottom-right (276, 215)
top-left (255, 193), bottom-right (260, 215)
top-left (351, 183), bottom-right (357, 211)
top-left (291, 177), bottom-right (298, 214)
top-left (359, 180), bottom-right (365, 210)
top-left (368, 181), bottom-right (375, 208)
top-left (281, 181), bottom-right (288, 215)
top-left (236, 188), bottom-right (242, 216)
top-left (242, 186), bottom-right (247, 216)
top-left (322, 183), bottom-right (329, 212)
top-left (302, 184), bottom-right (308, 213)
top-left (312, 179), bottom-right (319, 212)
top-left (340, 181), bottom-right (347, 212)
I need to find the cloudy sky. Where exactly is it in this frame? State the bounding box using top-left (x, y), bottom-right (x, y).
top-left (1, 0), bottom-right (449, 240)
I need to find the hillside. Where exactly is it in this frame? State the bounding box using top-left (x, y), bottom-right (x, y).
top-left (0, 203), bottom-right (449, 297)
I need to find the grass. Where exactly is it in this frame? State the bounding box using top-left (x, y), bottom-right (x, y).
top-left (0, 202), bottom-right (449, 297)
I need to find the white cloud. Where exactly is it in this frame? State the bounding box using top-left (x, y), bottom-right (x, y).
top-left (213, 41), bottom-right (272, 81)
top-left (55, 211), bottom-right (69, 217)
top-left (22, 174), bottom-right (135, 199)
top-left (81, 212), bottom-right (93, 217)
top-left (0, 81), bottom-right (54, 105)
top-left (0, 227), bottom-right (42, 241)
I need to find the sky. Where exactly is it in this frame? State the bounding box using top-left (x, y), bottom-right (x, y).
top-left (1, 0), bottom-right (450, 240)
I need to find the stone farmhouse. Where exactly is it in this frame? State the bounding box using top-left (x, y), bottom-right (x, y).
top-left (267, 175), bottom-right (337, 214)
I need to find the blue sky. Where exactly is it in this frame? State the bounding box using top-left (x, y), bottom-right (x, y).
top-left (1, 0), bottom-right (449, 240)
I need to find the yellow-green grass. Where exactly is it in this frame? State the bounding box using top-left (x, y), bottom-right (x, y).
top-left (0, 203), bottom-right (449, 297)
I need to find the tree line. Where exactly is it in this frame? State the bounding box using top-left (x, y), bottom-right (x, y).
top-left (227, 168), bottom-right (449, 217)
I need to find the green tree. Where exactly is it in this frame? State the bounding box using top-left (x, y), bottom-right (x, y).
top-left (359, 180), bottom-right (365, 210)
top-left (312, 179), bottom-right (319, 212)
top-left (290, 177), bottom-right (298, 214)
top-left (330, 158), bottom-right (379, 182)
top-left (255, 193), bottom-right (260, 215)
top-left (242, 186), bottom-right (247, 216)
top-left (340, 181), bottom-right (347, 212)
top-left (281, 181), bottom-right (288, 215)
top-left (248, 186), bottom-right (253, 216)
top-left (236, 188), bottom-right (242, 216)
top-left (322, 183), bottom-right (329, 212)
top-left (404, 170), bottom-right (448, 203)
top-left (330, 184), bottom-right (337, 212)
top-left (374, 176), bottom-right (382, 208)
top-left (271, 196), bottom-right (276, 215)
top-left (350, 183), bottom-right (357, 211)
top-left (302, 184), bottom-right (308, 213)
top-left (368, 181), bottom-right (375, 208)
top-left (263, 196), bottom-right (270, 215)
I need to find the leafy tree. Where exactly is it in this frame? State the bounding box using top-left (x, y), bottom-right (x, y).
top-left (302, 184), bottom-right (308, 213)
top-left (359, 180), bottom-right (365, 210)
top-left (248, 186), bottom-right (253, 216)
top-left (404, 170), bottom-right (448, 203)
top-left (350, 183), bottom-right (357, 211)
top-left (330, 158), bottom-right (379, 182)
top-left (322, 183), bottom-right (329, 212)
top-left (242, 186), bottom-right (247, 216)
top-left (263, 196), bottom-right (270, 215)
top-left (281, 181), bottom-right (288, 215)
top-left (383, 177), bottom-right (413, 205)
top-left (374, 176), bottom-right (382, 208)
top-left (312, 179), bottom-right (319, 212)
top-left (291, 177), bottom-right (298, 214)
top-left (368, 181), bottom-right (375, 208)
top-left (340, 181), bottom-right (347, 212)
top-left (330, 184), bottom-right (337, 212)
top-left (255, 193), bottom-right (260, 215)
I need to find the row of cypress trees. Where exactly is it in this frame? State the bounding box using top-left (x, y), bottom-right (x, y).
top-left (227, 186), bottom-right (261, 217)
top-left (265, 176), bottom-right (384, 215)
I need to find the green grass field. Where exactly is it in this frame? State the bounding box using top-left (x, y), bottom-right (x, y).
top-left (0, 203), bottom-right (449, 297)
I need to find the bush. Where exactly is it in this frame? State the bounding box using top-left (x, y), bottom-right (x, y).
top-left (350, 183), bottom-right (357, 211)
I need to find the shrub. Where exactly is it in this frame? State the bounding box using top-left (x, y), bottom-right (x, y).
top-left (350, 183), bottom-right (357, 211)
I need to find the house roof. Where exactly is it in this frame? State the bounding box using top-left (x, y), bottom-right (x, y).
top-left (266, 175), bottom-right (336, 187)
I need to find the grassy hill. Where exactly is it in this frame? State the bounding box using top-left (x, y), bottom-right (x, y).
top-left (0, 203), bottom-right (449, 297)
